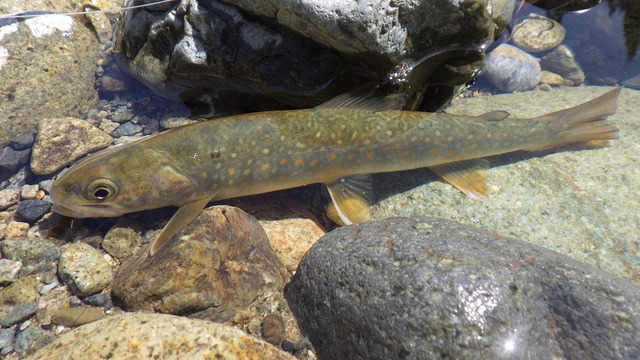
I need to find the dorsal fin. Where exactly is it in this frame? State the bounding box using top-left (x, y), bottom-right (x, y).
top-left (325, 174), bottom-right (374, 225)
top-left (316, 83), bottom-right (406, 111)
top-left (429, 159), bottom-right (489, 199)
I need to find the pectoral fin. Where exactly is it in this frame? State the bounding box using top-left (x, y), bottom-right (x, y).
top-left (149, 196), bottom-right (215, 256)
top-left (429, 159), bottom-right (489, 200)
top-left (325, 174), bottom-right (374, 225)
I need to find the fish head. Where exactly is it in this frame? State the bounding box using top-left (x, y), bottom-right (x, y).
top-left (50, 145), bottom-right (198, 218)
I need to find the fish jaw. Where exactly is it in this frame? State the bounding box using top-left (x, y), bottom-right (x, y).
top-left (51, 202), bottom-right (125, 218)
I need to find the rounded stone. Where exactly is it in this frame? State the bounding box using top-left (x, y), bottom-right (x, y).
top-left (540, 44), bottom-right (585, 85)
top-left (484, 43), bottom-right (541, 92)
top-left (58, 243), bottom-right (112, 297)
top-left (28, 312), bottom-right (295, 359)
top-left (101, 224), bottom-right (143, 259)
top-left (14, 200), bottom-right (51, 223)
top-left (512, 14), bottom-right (566, 53)
top-left (286, 217), bottom-right (640, 359)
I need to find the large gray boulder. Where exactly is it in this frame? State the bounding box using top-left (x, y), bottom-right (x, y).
top-left (286, 217), bottom-right (640, 360)
top-left (113, 0), bottom-right (515, 110)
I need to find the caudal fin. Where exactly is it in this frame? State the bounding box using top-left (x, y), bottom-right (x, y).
top-left (532, 88), bottom-right (621, 150)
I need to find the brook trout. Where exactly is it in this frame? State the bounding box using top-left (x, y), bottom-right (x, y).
top-left (50, 88), bottom-right (621, 255)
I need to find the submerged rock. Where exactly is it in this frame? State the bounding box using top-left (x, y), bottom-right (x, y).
top-left (484, 43), bottom-right (541, 92)
top-left (511, 13), bottom-right (565, 53)
top-left (0, 12), bottom-right (99, 147)
top-left (112, 206), bottom-right (288, 321)
top-left (113, 0), bottom-right (510, 110)
top-left (27, 312), bottom-right (295, 359)
top-left (30, 117), bottom-right (113, 175)
top-left (58, 243), bottom-right (113, 297)
top-left (540, 44), bottom-right (585, 85)
top-left (286, 217), bottom-right (640, 360)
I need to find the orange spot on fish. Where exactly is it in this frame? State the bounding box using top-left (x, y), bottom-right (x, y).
top-left (393, 144), bottom-right (401, 149)
top-left (328, 154), bottom-right (337, 161)
top-left (347, 153), bottom-right (356, 160)
top-left (320, 147), bottom-right (327, 152)
top-left (382, 147), bottom-right (390, 153)
top-left (200, 172), bottom-right (208, 178)
top-left (366, 152), bottom-right (374, 159)
top-left (278, 175), bottom-right (286, 181)
top-left (262, 164), bottom-right (270, 171)
top-left (280, 159), bottom-right (287, 166)
top-left (228, 168), bottom-right (235, 175)
top-left (295, 159), bottom-right (302, 166)
top-left (309, 160), bottom-right (317, 168)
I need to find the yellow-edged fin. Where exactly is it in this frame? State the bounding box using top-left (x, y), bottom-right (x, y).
top-left (325, 174), bottom-right (374, 225)
top-left (429, 159), bottom-right (489, 200)
top-left (149, 195), bottom-right (215, 256)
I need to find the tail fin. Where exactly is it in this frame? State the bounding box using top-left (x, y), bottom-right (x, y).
top-left (531, 88), bottom-right (621, 150)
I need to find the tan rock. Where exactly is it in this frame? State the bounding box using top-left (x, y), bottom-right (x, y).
top-left (27, 312), bottom-right (295, 360)
top-left (539, 70), bottom-right (565, 86)
top-left (30, 117), bottom-right (113, 175)
top-left (512, 14), bottom-right (565, 53)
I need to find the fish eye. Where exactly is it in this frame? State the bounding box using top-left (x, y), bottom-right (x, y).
top-left (86, 179), bottom-right (118, 201)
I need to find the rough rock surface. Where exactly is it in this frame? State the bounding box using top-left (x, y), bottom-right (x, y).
top-left (373, 86), bottom-right (640, 281)
top-left (58, 243), bottom-right (113, 297)
top-left (0, 9), bottom-right (99, 147)
top-left (113, 0), bottom-right (509, 109)
top-left (26, 312), bottom-right (295, 360)
top-left (511, 13), bottom-right (565, 53)
top-left (112, 206), bottom-right (288, 320)
top-left (540, 44), bottom-right (585, 85)
top-left (286, 217), bottom-right (640, 360)
top-left (1, 237), bottom-right (59, 278)
top-left (30, 117), bottom-right (113, 175)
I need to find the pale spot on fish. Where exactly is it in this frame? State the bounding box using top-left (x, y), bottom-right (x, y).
top-left (364, 139), bottom-right (371, 146)
top-left (231, 153), bottom-right (238, 158)
top-left (247, 159), bottom-right (254, 165)
top-left (447, 136), bottom-right (454, 142)
top-left (228, 180), bottom-right (234, 186)
top-left (296, 142), bottom-right (306, 148)
top-left (471, 144), bottom-right (478, 149)
top-left (410, 136), bottom-right (418, 142)
top-left (262, 164), bottom-right (270, 171)
top-left (243, 169), bottom-right (251, 175)
top-left (467, 135), bottom-right (474, 140)
top-left (262, 148), bottom-right (270, 154)
top-left (229, 168), bottom-right (235, 175)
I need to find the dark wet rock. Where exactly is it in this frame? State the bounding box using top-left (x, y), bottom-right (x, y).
top-left (484, 43), bottom-right (540, 92)
top-left (14, 199), bottom-right (51, 223)
top-left (540, 44), bottom-right (585, 85)
top-left (101, 223), bottom-right (143, 259)
top-left (13, 325), bottom-right (42, 354)
top-left (28, 312), bottom-right (295, 359)
top-left (82, 293), bottom-right (113, 310)
top-left (0, 276), bottom-right (40, 305)
top-left (0, 146), bottom-right (31, 181)
top-left (286, 217), bottom-right (640, 360)
top-left (112, 206), bottom-right (288, 321)
top-left (50, 306), bottom-right (105, 327)
top-left (10, 133), bottom-right (35, 150)
top-left (0, 188), bottom-right (20, 210)
top-left (511, 14), bottom-right (565, 53)
top-left (99, 68), bottom-right (137, 92)
top-left (0, 11), bottom-right (99, 147)
top-left (111, 121), bottom-right (143, 137)
top-left (1, 302), bottom-right (37, 327)
top-left (30, 117), bottom-right (113, 175)
top-left (0, 259), bottom-right (22, 285)
top-left (114, 0), bottom-right (508, 110)
top-left (58, 243), bottom-right (113, 297)
top-left (262, 313), bottom-right (286, 345)
top-left (1, 237), bottom-right (59, 277)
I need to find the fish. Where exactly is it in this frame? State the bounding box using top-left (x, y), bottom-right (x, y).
top-left (50, 87), bottom-right (621, 255)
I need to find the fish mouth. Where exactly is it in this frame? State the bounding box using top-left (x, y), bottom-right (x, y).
top-left (51, 203), bottom-right (124, 218)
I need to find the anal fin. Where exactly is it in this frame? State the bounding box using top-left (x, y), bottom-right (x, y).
top-left (429, 159), bottom-right (489, 200)
top-left (149, 195), bottom-right (215, 256)
top-left (325, 174), bottom-right (374, 225)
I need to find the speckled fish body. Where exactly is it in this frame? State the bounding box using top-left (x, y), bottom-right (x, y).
top-left (50, 88), bottom-right (621, 255)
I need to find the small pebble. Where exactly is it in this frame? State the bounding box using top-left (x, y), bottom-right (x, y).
top-left (10, 133), bottom-right (35, 150)
top-left (83, 293), bottom-right (113, 309)
top-left (262, 313), bottom-right (286, 345)
top-left (14, 200), bottom-right (51, 223)
top-left (0, 146), bottom-right (31, 178)
top-left (0, 259), bottom-right (22, 285)
top-left (58, 243), bottom-right (113, 296)
top-left (20, 185), bottom-right (40, 200)
top-left (112, 121), bottom-right (143, 137)
top-left (101, 225), bottom-right (142, 259)
top-left (0, 328), bottom-right (15, 353)
top-left (1, 302), bottom-right (38, 327)
top-left (112, 108), bottom-right (135, 123)
top-left (5, 222), bottom-right (29, 239)
top-left (13, 325), bottom-right (42, 354)
top-left (38, 180), bottom-right (53, 194)
top-left (0, 189), bottom-right (20, 210)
